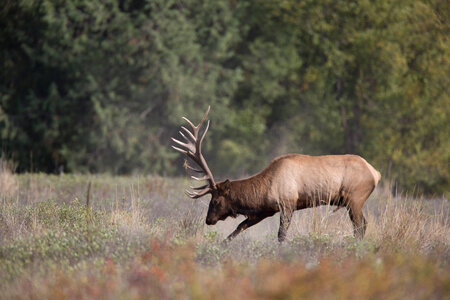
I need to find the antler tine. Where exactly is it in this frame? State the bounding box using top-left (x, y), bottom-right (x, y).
top-left (191, 175), bottom-right (210, 181)
top-left (171, 137), bottom-right (187, 148)
top-left (190, 184), bottom-right (209, 190)
top-left (171, 137), bottom-right (195, 153)
top-left (178, 130), bottom-right (190, 142)
top-left (185, 190), bottom-right (199, 199)
top-left (198, 120), bottom-right (210, 153)
top-left (186, 193), bottom-right (202, 199)
top-left (185, 189), bottom-right (211, 199)
top-left (182, 117), bottom-right (196, 134)
top-left (190, 186), bottom-right (211, 194)
top-left (196, 188), bottom-right (212, 195)
top-left (186, 185), bottom-right (211, 195)
top-left (171, 145), bottom-right (188, 155)
top-left (198, 105), bottom-right (210, 128)
top-left (181, 126), bottom-right (196, 141)
top-left (187, 164), bottom-right (203, 173)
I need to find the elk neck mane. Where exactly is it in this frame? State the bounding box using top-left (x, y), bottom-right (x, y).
top-left (226, 161), bottom-right (278, 215)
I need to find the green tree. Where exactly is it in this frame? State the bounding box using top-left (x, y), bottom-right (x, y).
top-left (0, 0), bottom-right (447, 194)
top-left (0, 0), bottom-right (241, 175)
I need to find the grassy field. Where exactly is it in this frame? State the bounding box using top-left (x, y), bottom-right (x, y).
top-left (0, 169), bottom-right (448, 299)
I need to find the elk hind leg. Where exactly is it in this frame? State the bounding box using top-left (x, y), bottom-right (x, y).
top-left (348, 206), bottom-right (367, 239)
top-left (278, 210), bottom-right (293, 243)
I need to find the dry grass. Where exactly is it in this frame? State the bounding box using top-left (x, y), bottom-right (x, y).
top-left (0, 174), bottom-right (448, 299)
top-left (0, 159), bottom-right (18, 200)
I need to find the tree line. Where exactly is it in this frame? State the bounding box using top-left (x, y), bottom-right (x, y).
top-left (1, 0), bottom-right (448, 195)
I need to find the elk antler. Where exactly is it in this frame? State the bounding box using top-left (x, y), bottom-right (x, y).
top-left (171, 106), bottom-right (216, 198)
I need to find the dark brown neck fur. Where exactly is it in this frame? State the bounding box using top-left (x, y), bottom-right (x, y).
top-left (227, 172), bottom-right (272, 216)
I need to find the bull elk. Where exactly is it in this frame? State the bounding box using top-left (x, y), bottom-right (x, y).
top-left (172, 107), bottom-right (381, 242)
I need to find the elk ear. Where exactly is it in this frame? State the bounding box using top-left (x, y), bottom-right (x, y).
top-left (219, 179), bottom-right (231, 196)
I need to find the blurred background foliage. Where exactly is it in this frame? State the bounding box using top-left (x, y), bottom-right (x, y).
top-left (0, 0), bottom-right (448, 195)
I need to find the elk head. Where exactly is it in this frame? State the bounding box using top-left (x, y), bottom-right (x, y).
top-left (171, 106), bottom-right (235, 225)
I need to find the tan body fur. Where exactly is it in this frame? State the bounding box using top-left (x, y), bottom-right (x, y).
top-left (210, 154), bottom-right (381, 242)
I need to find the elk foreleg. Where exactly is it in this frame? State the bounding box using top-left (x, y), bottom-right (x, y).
top-left (278, 209), bottom-right (293, 243)
top-left (225, 216), bottom-right (266, 242)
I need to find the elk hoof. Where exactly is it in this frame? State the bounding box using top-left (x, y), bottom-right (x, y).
top-left (221, 238), bottom-right (231, 246)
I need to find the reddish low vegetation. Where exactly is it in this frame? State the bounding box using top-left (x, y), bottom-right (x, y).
top-left (8, 239), bottom-right (448, 300)
top-left (0, 173), bottom-right (448, 299)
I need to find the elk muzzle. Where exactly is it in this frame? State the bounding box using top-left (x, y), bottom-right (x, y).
top-left (205, 216), bottom-right (218, 225)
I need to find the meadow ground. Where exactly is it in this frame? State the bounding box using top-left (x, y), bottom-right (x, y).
top-left (0, 171), bottom-right (448, 299)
